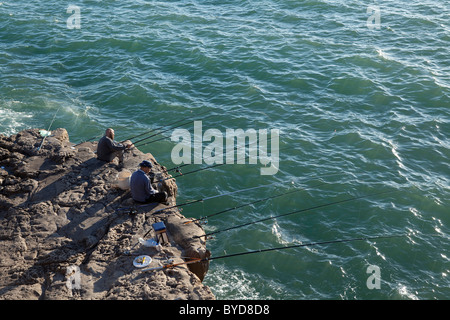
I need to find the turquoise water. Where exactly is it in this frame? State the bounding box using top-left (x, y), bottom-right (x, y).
top-left (0, 0), bottom-right (449, 299)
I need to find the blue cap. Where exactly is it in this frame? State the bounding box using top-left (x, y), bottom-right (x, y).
top-left (139, 160), bottom-right (153, 168)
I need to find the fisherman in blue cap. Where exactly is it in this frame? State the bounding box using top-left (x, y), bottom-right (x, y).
top-left (130, 160), bottom-right (168, 204)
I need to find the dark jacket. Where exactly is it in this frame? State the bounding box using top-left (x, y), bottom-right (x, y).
top-left (130, 169), bottom-right (156, 202)
top-left (97, 135), bottom-right (126, 162)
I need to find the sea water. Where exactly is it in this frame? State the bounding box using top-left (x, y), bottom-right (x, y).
top-left (0, 0), bottom-right (448, 299)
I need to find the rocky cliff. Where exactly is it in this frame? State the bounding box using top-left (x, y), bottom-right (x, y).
top-left (0, 128), bottom-right (214, 300)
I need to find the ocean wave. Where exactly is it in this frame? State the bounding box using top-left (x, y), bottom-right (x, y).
top-left (1, 0), bottom-right (449, 300)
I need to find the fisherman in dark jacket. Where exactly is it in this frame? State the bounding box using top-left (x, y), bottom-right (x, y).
top-left (130, 160), bottom-right (168, 204)
top-left (97, 128), bottom-right (132, 167)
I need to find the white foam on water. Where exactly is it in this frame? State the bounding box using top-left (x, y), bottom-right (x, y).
top-left (0, 101), bottom-right (33, 136)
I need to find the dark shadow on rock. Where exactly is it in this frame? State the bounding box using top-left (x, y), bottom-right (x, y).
top-left (28, 157), bottom-right (106, 204)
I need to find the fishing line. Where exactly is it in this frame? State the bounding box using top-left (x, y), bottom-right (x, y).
top-left (196, 189), bottom-right (400, 239)
top-left (165, 135), bottom-right (281, 174)
top-left (72, 133), bottom-right (103, 147)
top-left (205, 234), bottom-right (405, 261)
top-left (141, 233), bottom-right (405, 272)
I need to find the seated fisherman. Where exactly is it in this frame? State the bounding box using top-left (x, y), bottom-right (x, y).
top-left (130, 160), bottom-right (168, 204)
top-left (97, 128), bottom-right (132, 167)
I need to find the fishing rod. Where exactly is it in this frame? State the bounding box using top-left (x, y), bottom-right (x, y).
top-left (196, 189), bottom-right (400, 239)
top-left (121, 173), bottom-right (341, 253)
top-left (115, 181), bottom-right (284, 214)
top-left (133, 113), bottom-right (216, 148)
top-left (132, 119), bottom-right (196, 147)
top-left (141, 233), bottom-right (405, 272)
top-left (160, 145), bottom-right (290, 183)
top-left (37, 106), bottom-right (61, 151)
top-left (73, 110), bottom-right (211, 147)
top-left (183, 175), bottom-right (340, 225)
top-left (122, 109), bottom-right (211, 143)
top-left (74, 122), bottom-right (191, 149)
top-left (116, 172), bottom-right (341, 215)
top-left (151, 182), bottom-right (284, 215)
top-left (160, 162), bottom-right (226, 182)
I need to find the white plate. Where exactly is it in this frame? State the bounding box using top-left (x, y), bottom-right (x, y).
top-left (133, 255), bottom-right (152, 268)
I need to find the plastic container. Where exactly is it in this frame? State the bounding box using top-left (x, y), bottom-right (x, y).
top-left (117, 170), bottom-right (131, 190)
top-left (139, 237), bottom-right (162, 251)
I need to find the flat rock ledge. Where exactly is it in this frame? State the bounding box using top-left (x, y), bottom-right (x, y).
top-left (0, 128), bottom-right (214, 300)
